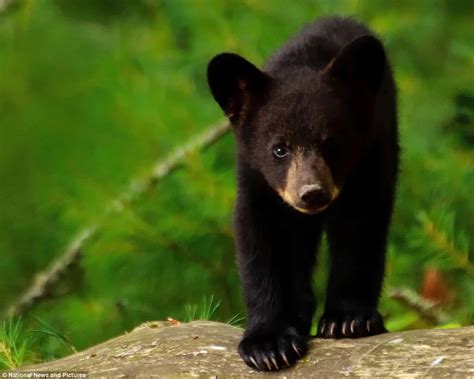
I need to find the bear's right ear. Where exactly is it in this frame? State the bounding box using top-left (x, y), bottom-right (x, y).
top-left (325, 35), bottom-right (386, 93)
top-left (207, 53), bottom-right (269, 124)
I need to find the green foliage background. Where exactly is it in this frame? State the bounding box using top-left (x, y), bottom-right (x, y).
top-left (0, 0), bottom-right (472, 366)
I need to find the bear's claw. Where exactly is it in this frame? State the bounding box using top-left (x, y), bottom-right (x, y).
top-left (238, 327), bottom-right (307, 371)
top-left (317, 310), bottom-right (387, 339)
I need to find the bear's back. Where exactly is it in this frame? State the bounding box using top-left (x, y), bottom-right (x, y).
top-left (265, 17), bottom-right (377, 76)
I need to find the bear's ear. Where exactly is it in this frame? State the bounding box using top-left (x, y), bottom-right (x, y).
top-left (326, 35), bottom-right (386, 92)
top-left (207, 53), bottom-right (269, 124)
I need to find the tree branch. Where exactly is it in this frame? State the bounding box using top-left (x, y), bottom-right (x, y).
top-left (6, 120), bottom-right (230, 318)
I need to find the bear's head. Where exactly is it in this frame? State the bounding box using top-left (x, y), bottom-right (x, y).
top-left (207, 35), bottom-right (386, 214)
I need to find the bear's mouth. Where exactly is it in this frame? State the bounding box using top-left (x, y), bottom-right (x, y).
top-left (291, 202), bottom-right (332, 214)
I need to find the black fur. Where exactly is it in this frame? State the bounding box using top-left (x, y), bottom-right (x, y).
top-left (207, 16), bottom-right (398, 371)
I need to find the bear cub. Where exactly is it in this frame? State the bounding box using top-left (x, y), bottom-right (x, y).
top-left (207, 16), bottom-right (398, 371)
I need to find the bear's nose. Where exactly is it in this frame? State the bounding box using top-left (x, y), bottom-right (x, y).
top-left (299, 184), bottom-right (330, 208)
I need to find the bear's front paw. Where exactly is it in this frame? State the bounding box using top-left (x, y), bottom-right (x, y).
top-left (317, 310), bottom-right (387, 339)
top-left (238, 327), bottom-right (307, 371)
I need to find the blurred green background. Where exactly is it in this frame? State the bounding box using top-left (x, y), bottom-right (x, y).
top-left (0, 0), bottom-right (473, 367)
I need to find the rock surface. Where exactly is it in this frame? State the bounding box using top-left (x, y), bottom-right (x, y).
top-left (13, 321), bottom-right (474, 378)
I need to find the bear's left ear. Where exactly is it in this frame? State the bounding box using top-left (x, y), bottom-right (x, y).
top-left (326, 35), bottom-right (386, 93)
top-left (207, 53), bottom-right (269, 124)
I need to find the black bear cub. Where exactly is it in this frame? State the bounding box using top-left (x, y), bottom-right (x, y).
top-left (207, 16), bottom-right (398, 371)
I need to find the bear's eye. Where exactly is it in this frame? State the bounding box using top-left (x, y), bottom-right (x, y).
top-left (272, 144), bottom-right (290, 159)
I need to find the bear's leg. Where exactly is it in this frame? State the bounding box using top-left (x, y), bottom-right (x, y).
top-left (319, 174), bottom-right (395, 339)
top-left (235, 200), bottom-right (323, 370)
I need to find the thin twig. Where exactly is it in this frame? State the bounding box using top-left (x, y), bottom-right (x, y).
top-left (388, 287), bottom-right (450, 325)
top-left (6, 120), bottom-right (230, 318)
